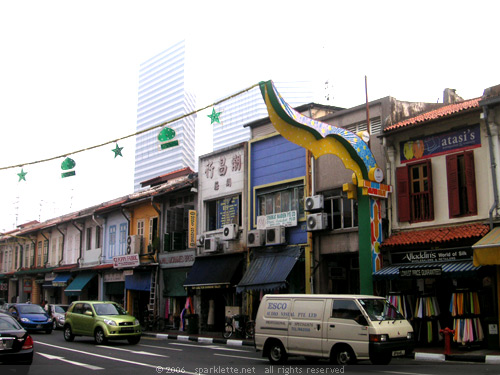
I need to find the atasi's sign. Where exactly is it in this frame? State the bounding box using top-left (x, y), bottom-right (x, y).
top-left (112, 254), bottom-right (140, 269)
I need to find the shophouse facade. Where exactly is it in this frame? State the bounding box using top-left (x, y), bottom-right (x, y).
top-left (375, 85), bottom-right (500, 350)
top-left (185, 143), bottom-right (247, 332)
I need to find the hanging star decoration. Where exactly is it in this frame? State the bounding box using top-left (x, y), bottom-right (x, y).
top-left (207, 107), bottom-right (222, 124)
top-left (112, 143), bottom-right (124, 158)
top-left (17, 168), bottom-right (27, 182)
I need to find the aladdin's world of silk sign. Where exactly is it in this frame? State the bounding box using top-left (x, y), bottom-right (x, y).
top-left (399, 124), bottom-right (481, 163)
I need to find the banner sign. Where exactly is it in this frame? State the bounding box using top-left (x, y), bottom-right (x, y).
top-left (217, 196), bottom-right (239, 228)
top-left (188, 210), bottom-right (197, 248)
top-left (392, 248), bottom-right (472, 264)
top-left (400, 124), bottom-right (481, 163)
top-left (400, 266), bottom-right (442, 278)
top-left (112, 254), bottom-right (140, 269)
top-left (159, 250), bottom-right (195, 269)
top-left (257, 210), bottom-right (297, 229)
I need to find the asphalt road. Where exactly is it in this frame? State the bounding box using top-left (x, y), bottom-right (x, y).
top-left (14, 330), bottom-right (500, 375)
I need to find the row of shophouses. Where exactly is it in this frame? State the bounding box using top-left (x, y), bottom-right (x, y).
top-left (2, 82), bottom-right (500, 349)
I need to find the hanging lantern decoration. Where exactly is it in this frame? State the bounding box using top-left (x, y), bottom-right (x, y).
top-left (17, 168), bottom-right (28, 182)
top-left (158, 127), bottom-right (179, 150)
top-left (61, 157), bottom-right (76, 178)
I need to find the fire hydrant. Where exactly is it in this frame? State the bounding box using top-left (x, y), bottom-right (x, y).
top-left (440, 327), bottom-right (455, 355)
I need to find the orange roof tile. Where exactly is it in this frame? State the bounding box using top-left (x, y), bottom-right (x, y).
top-left (382, 223), bottom-right (489, 247)
top-left (385, 98), bottom-right (481, 132)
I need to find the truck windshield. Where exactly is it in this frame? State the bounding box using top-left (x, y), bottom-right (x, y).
top-left (358, 298), bottom-right (405, 321)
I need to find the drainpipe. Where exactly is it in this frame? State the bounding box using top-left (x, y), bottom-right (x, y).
top-left (14, 240), bottom-right (23, 271)
top-left (72, 221), bottom-right (83, 267)
top-left (121, 209), bottom-right (131, 236)
top-left (56, 225), bottom-right (65, 266)
top-left (151, 197), bottom-right (162, 257)
top-left (92, 214), bottom-right (104, 262)
top-left (41, 232), bottom-right (50, 268)
top-left (481, 105), bottom-right (500, 229)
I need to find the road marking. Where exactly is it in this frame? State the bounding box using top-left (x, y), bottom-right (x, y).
top-left (35, 341), bottom-right (197, 374)
top-left (213, 353), bottom-right (268, 362)
top-left (140, 343), bottom-right (183, 351)
top-left (95, 345), bottom-right (167, 357)
top-left (38, 352), bottom-right (104, 370)
top-left (381, 372), bottom-right (437, 375)
top-left (169, 342), bottom-right (249, 352)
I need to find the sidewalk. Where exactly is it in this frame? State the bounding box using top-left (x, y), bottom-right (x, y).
top-left (143, 329), bottom-right (500, 364)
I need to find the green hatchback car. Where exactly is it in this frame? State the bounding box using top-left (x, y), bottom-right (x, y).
top-left (63, 301), bottom-right (141, 345)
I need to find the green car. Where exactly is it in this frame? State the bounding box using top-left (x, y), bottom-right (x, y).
top-left (63, 301), bottom-right (141, 345)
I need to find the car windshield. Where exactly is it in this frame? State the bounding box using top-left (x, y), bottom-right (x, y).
top-left (17, 304), bottom-right (46, 314)
top-left (54, 306), bottom-right (68, 313)
top-left (93, 303), bottom-right (127, 316)
top-left (0, 315), bottom-right (22, 330)
top-left (358, 298), bottom-right (405, 321)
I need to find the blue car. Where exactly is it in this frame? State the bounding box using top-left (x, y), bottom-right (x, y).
top-left (7, 304), bottom-right (53, 334)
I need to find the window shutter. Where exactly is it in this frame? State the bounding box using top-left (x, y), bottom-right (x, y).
top-left (396, 166), bottom-right (411, 222)
top-left (425, 159), bottom-right (435, 220)
top-left (465, 151), bottom-right (478, 215)
top-left (446, 154), bottom-right (461, 217)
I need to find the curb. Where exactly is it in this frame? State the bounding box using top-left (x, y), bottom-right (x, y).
top-left (143, 332), bottom-right (255, 347)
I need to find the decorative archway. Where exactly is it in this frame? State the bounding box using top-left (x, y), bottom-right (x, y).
top-left (259, 80), bottom-right (392, 294)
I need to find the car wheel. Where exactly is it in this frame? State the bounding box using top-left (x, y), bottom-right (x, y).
top-left (267, 340), bottom-right (287, 364)
top-left (53, 320), bottom-right (57, 330)
top-left (64, 325), bottom-right (75, 342)
top-left (94, 327), bottom-right (108, 345)
top-left (331, 345), bottom-right (356, 365)
top-left (127, 336), bottom-right (141, 345)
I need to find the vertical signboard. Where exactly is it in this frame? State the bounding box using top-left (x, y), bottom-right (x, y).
top-left (188, 210), bottom-right (197, 248)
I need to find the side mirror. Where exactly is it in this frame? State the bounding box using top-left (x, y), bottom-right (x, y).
top-left (11, 311), bottom-right (17, 316)
top-left (355, 314), bottom-right (368, 326)
top-left (84, 311), bottom-right (93, 316)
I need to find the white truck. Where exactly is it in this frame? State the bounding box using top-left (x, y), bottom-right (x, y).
top-left (255, 294), bottom-right (414, 365)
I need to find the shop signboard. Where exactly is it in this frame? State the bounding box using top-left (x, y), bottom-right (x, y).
top-left (217, 196), bottom-right (239, 228)
top-left (23, 279), bottom-right (32, 293)
top-left (0, 282), bottom-right (7, 291)
top-left (392, 248), bottom-right (472, 264)
top-left (399, 266), bottom-right (442, 278)
top-left (188, 210), bottom-right (197, 248)
top-left (257, 210), bottom-right (297, 229)
top-left (112, 254), bottom-right (140, 269)
top-left (158, 250), bottom-right (195, 269)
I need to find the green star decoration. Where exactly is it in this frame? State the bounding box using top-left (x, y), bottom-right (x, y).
top-left (207, 108), bottom-right (222, 124)
top-left (112, 143), bottom-right (124, 158)
top-left (17, 169), bottom-right (27, 182)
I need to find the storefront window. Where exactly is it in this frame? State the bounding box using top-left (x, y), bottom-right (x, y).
top-left (257, 184), bottom-right (305, 219)
top-left (324, 189), bottom-right (358, 230)
top-left (205, 195), bottom-right (241, 232)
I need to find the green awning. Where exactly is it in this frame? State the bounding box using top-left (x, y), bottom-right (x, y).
top-left (15, 267), bottom-right (54, 276)
top-left (64, 272), bottom-right (96, 296)
top-left (163, 268), bottom-right (188, 297)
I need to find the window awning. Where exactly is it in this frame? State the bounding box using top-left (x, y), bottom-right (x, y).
top-left (52, 273), bottom-right (72, 287)
top-left (64, 272), bottom-right (96, 296)
top-left (183, 253), bottom-right (242, 289)
top-left (372, 261), bottom-right (481, 280)
top-left (125, 272), bottom-right (151, 292)
top-left (236, 246), bottom-right (302, 293)
top-left (473, 227), bottom-right (500, 266)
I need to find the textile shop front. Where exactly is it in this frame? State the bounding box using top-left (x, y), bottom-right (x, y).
top-left (374, 225), bottom-right (498, 350)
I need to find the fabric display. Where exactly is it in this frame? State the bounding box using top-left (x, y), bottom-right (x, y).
top-left (449, 291), bottom-right (483, 343)
top-left (387, 294), bottom-right (414, 319)
top-left (414, 296), bottom-right (442, 344)
top-left (415, 296), bottom-right (440, 318)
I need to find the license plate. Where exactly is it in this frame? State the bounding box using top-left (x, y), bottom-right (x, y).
top-left (121, 327), bottom-right (134, 333)
top-left (392, 350), bottom-right (405, 357)
top-left (36, 325), bottom-right (42, 329)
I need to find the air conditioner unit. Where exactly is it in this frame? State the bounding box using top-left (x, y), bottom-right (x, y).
top-left (307, 213), bottom-right (328, 231)
top-left (305, 195), bottom-right (324, 211)
top-left (196, 234), bottom-right (205, 247)
top-left (203, 237), bottom-right (220, 253)
top-left (266, 226), bottom-right (286, 246)
top-left (222, 224), bottom-right (239, 240)
top-left (127, 235), bottom-right (143, 254)
top-left (247, 229), bottom-right (265, 247)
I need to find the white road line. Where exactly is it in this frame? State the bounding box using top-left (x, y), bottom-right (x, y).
top-left (95, 345), bottom-right (167, 357)
top-left (35, 341), bottom-right (197, 374)
top-left (169, 342), bottom-right (250, 352)
top-left (213, 353), bottom-right (268, 362)
top-left (139, 343), bottom-right (183, 351)
top-left (38, 352), bottom-right (104, 370)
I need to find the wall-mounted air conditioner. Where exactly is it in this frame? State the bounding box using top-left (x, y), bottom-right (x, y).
top-left (247, 229), bottom-right (265, 247)
top-left (203, 237), bottom-right (220, 253)
top-left (305, 195), bottom-right (324, 212)
top-left (127, 235), bottom-right (143, 254)
top-left (266, 226), bottom-right (286, 246)
top-left (306, 213), bottom-right (328, 231)
top-left (222, 224), bottom-right (239, 240)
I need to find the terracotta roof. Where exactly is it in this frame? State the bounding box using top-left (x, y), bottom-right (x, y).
top-left (385, 98), bottom-right (481, 132)
top-left (382, 223), bottom-right (490, 247)
top-left (140, 167), bottom-right (195, 188)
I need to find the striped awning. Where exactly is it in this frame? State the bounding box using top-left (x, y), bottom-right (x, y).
top-left (373, 261), bottom-right (480, 280)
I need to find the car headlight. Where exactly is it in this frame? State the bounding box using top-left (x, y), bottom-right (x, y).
top-left (134, 319), bottom-right (140, 325)
top-left (104, 319), bottom-right (117, 326)
top-left (47, 317), bottom-right (52, 322)
top-left (20, 317), bottom-right (30, 323)
top-left (407, 332), bottom-right (414, 340)
top-left (59, 316), bottom-right (65, 322)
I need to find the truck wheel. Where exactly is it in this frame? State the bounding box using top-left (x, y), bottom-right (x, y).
top-left (331, 346), bottom-right (356, 365)
top-left (370, 353), bottom-right (392, 365)
top-left (268, 341), bottom-right (287, 364)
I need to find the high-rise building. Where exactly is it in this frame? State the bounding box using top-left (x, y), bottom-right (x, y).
top-left (134, 40), bottom-right (196, 191)
top-left (212, 81), bottom-right (314, 151)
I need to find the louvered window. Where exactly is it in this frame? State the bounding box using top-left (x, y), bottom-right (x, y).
top-left (446, 151), bottom-right (477, 217)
